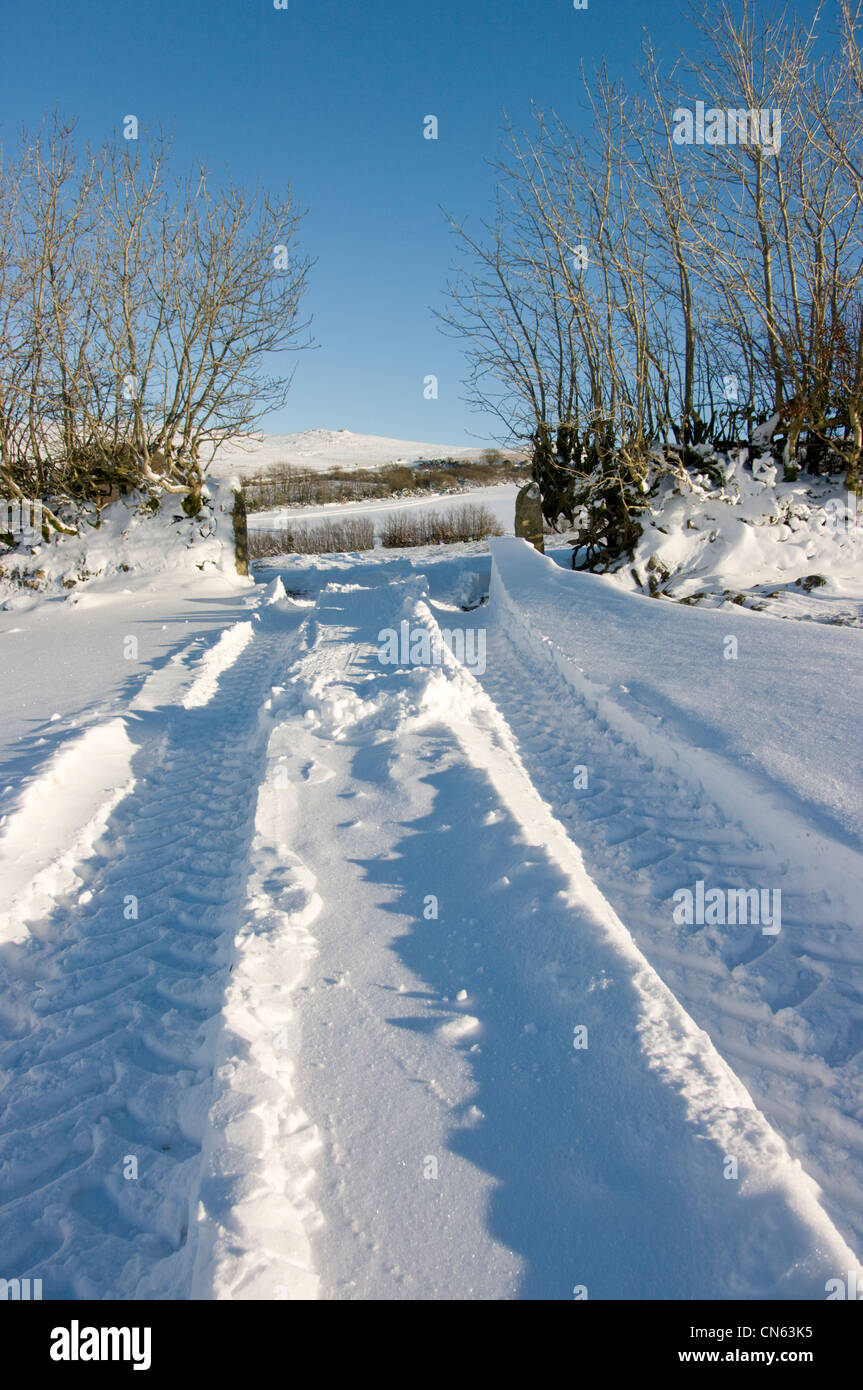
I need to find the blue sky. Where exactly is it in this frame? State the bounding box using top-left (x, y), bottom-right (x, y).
top-left (0, 0), bottom-right (821, 445)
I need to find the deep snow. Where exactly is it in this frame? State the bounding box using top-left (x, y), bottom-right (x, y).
top-left (0, 521), bottom-right (861, 1300)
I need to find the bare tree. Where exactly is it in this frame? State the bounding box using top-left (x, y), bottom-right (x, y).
top-left (439, 0), bottom-right (863, 572)
top-left (0, 114), bottom-right (313, 528)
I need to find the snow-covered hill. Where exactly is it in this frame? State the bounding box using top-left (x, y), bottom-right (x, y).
top-left (212, 427), bottom-right (516, 477)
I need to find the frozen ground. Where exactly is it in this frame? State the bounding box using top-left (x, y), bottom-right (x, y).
top-left (0, 531), bottom-right (861, 1300)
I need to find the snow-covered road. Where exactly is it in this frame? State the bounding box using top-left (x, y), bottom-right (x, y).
top-left (0, 540), bottom-right (861, 1299)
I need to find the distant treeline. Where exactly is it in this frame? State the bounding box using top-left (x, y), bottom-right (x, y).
top-left (242, 458), bottom-right (527, 513)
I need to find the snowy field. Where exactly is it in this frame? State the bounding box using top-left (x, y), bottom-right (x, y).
top-left (247, 481), bottom-right (520, 538)
top-left (1, 513), bottom-right (862, 1299)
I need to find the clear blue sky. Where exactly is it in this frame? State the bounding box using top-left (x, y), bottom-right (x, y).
top-left (0, 0), bottom-right (822, 445)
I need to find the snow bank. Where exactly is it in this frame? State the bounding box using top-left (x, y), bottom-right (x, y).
top-left (0, 478), bottom-right (245, 610)
top-left (0, 718), bottom-right (135, 944)
top-left (614, 456), bottom-right (863, 623)
top-left (486, 537), bottom-right (863, 1260)
top-left (490, 537), bottom-right (863, 854)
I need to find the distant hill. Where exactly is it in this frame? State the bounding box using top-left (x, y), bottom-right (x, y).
top-left (211, 428), bottom-right (521, 476)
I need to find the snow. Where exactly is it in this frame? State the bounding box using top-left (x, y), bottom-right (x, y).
top-left (181, 621), bottom-right (254, 709)
top-left (614, 457), bottom-right (863, 624)
top-left (0, 481), bottom-right (240, 612)
top-left (212, 427), bottom-right (516, 478)
top-left (489, 538), bottom-right (863, 849)
top-left (248, 481), bottom-right (520, 540)
top-left (0, 719), bottom-right (135, 946)
top-left (0, 505), bottom-right (861, 1299)
top-left (483, 539), bottom-right (863, 1263)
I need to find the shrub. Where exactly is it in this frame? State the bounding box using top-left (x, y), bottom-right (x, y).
top-left (248, 517), bottom-right (375, 557)
top-left (380, 503), bottom-right (502, 548)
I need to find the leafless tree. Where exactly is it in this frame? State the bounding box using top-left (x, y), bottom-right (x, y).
top-left (439, 0), bottom-right (863, 571)
top-left (0, 113), bottom-right (313, 529)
